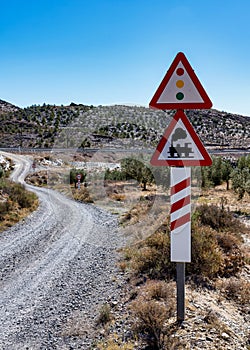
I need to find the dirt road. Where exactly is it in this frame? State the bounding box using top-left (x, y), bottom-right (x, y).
top-left (0, 152), bottom-right (125, 349)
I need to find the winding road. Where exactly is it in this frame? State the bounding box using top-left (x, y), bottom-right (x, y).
top-left (0, 152), bottom-right (125, 349)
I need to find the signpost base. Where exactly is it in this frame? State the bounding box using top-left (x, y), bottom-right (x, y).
top-left (176, 262), bottom-right (185, 323)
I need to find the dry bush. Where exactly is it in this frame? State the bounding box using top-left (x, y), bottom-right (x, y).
top-left (96, 335), bottom-right (134, 350)
top-left (130, 280), bottom-right (176, 350)
top-left (191, 205), bottom-right (246, 278)
top-left (0, 179), bottom-right (38, 231)
top-left (7, 182), bottom-right (37, 209)
top-left (120, 195), bottom-right (155, 225)
top-left (123, 206), bottom-right (247, 283)
top-left (109, 193), bottom-right (126, 201)
top-left (140, 280), bottom-right (175, 301)
top-left (72, 187), bottom-right (94, 203)
top-left (195, 204), bottom-right (245, 232)
top-left (128, 228), bottom-right (175, 280)
top-left (188, 225), bottom-right (224, 278)
top-left (222, 249), bottom-right (245, 277)
top-left (96, 303), bottom-right (112, 326)
top-left (124, 222), bottom-right (244, 281)
top-left (215, 231), bottom-right (245, 276)
top-left (0, 200), bottom-right (11, 220)
top-left (203, 310), bottom-right (230, 334)
top-left (216, 231), bottom-right (243, 253)
top-left (217, 277), bottom-right (250, 305)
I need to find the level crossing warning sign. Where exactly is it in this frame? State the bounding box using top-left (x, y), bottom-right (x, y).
top-left (149, 51), bottom-right (213, 322)
top-left (150, 110), bottom-right (212, 167)
top-left (149, 52), bottom-right (212, 110)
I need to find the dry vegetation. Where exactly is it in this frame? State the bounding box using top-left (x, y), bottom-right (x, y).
top-left (0, 179), bottom-right (38, 232)
top-left (23, 157), bottom-right (250, 349)
top-left (94, 179), bottom-right (250, 350)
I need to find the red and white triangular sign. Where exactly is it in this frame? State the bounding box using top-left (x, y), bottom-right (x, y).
top-left (151, 110), bottom-right (212, 167)
top-left (149, 52), bottom-right (212, 110)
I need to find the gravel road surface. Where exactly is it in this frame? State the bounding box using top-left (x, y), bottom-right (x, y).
top-left (0, 153), bottom-right (126, 349)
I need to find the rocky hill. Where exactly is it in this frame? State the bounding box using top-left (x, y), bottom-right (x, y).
top-left (0, 99), bottom-right (21, 114)
top-left (0, 99), bottom-right (250, 149)
top-left (0, 101), bottom-right (92, 148)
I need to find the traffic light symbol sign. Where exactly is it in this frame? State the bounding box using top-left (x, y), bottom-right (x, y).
top-left (149, 52), bottom-right (212, 110)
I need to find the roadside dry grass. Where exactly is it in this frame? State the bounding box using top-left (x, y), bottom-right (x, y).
top-left (198, 182), bottom-right (250, 215)
top-left (0, 179), bottom-right (39, 232)
top-left (95, 181), bottom-right (250, 350)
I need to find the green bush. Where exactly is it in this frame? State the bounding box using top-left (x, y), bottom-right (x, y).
top-left (201, 156), bottom-right (233, 189)
top-left (104, 168), bottom-right (127, 181)
top-left (0, 165), bottom-right (4, 178)
top-left (0, 200), bottom-right (11, 220)
top-left (69, 169), bottom-right (86, 186)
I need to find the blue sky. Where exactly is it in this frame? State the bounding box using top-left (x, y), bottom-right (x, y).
top-left (1, 0), bottom-right (250, 116)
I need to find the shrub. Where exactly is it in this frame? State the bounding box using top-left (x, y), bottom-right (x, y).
top-left (188, 225), bottom-right (223, 278)
top-left (128, 227), bottom-right (175, 280)
top-left (97, 338), bottom-right (134, 350)
top-left (72, 187), bottom-right (94, 203)
top-left (139, 280), bottom-right (175, 301)
top-left (0, 165), bottom-right (4, 178)
top-left (124, 206), bottom-right (246, 282)
top-left (215, 231), bottom-right (243, 253)
top-left (195, 204), bottom-right (244, 232)
top-left (217, 277), bottom-right (250, 306)
top-left (192, 205), bottom-right (245, 277)
top-left (130, 280), bottom-right (175, 350)
top-left (8, 183), bottom-right (37, 208)
top-left (96, 303), bottom-right (112, 326)
top-left (69, 168), bottom-right (86, 186)
top-left (0, 200), bottom-right (11, 220)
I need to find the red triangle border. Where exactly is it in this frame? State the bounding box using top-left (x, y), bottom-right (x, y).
top-left (149, 52), bottom-right (212, 110)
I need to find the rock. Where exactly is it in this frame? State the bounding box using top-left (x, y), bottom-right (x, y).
top-left (221, 332), bottom-right (230, 340)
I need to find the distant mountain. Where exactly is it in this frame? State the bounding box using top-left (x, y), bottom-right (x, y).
top-left (0, 102), bottom-right (92, 148)
top-left (0, 100), bottom-right (249, 149)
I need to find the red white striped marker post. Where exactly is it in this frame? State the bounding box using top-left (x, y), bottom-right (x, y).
top-left (170, 167), bottom-right (191, 262)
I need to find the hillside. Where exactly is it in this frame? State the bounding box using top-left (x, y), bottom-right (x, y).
top-left (0, 99), bottom-right (21, 114)
top-left (0, 100), bottom-right (250, 149)
top-left (0, 101), bottom-right (92, 148)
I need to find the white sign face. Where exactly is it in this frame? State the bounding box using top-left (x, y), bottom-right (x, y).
top-left (170, 167), bottom-right (191, 262)
top-left (158, 118), bottom-right (204, 161)
top-left (171, 222), bottom-right (191, 262)
top-left (158, 62), bottom-right (204, 104)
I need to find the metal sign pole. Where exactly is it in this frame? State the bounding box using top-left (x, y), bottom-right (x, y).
top-left (176, 262), bottom-right (185, 322)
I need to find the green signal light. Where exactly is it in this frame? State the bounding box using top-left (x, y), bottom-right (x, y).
top-left (176, 92), bottom-right (184, 100)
